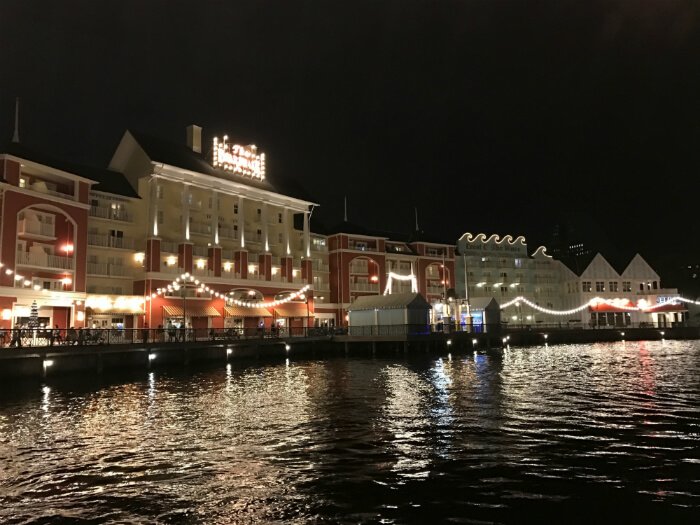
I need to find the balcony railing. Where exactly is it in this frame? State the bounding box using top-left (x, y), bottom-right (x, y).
top-left (349, 264), bottom-right (368, 274)
top-left (350, 282), bottom-right (379, 292)
top-left (192, 245), bottom-right (208, 257)
top-left (160, 241), bottom-right (178, 254)
top-left (89, 205), bottom-right (133, 222)
top-left (192, 267), bottom-right (214, 277)
top-left (16, 251), bottom-right (74, 270)
top-left (219, 226), bottom-right (238, 240)
top-left (87, 262), bottom-right (131, 277)
top-left (30, 183), bottom-right (76, 201)
top-left (17, 219), bottom-right (55, 238)
top-left (88, 233), bottom-right (135, 250)
top-left (189, 221), bottom-right (212, 235)
top-left (160, 265), bottom-right (184, 275)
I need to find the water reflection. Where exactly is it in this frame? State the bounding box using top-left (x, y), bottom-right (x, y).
top-left (0, 341), bottom-right (698, 523)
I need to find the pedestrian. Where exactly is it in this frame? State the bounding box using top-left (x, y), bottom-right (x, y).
top-left (167, 321), bottom-right (176, 342)
top-left (142, 322), bottom-right (149, 343)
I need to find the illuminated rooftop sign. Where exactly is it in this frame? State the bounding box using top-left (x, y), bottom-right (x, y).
top-left (212, 136), bottom-right (266, 180)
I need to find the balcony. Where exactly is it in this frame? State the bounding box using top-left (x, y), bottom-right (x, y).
top-left (17, 218), bottom-right (56, 238)
top-left (29, 181), bottom-right (76, 201)
top-left (350, 282), bottom-right (379, 292)
top-left (192, 267), bottom-right (214, 277)
top-left (89, 205), bottom-right (133, 222)
top-left (189, 221), bottom-right (212, 236)
top-left (349, 264), bottom-right (369, 274)
top-left (160, 241), bottom-right (178, 254)
top-left (219, 226), bottom-right (238, 240)
top-left (87, 262), bottom-right (132, 277)
top-left (17, 251), bottom-right (74, 270)
top-left (427, 285), bottom-right (444, 295)
top-left (192, 245), bottom-right (208, 257)
top-left (88, 233), bottom-right (135, 250)
top-left (160, 265), bottom-right (184, 275)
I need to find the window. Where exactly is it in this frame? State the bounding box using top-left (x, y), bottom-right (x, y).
top-left (500, 286), bottom-right (508, 294)
top-left (278, 213), bottom-right (283, 223)
top-left (640, 283), bottom-right (644, 291)
top-left (157, 210), bottom-right (164, 224)
top-left (156, 185), bottom-right (163, 199)
top-left (653, 281), bottom-right (658, 290)
top-left (278, 233), bottom-right (284, 244)
top-left (582, 281), bottom-right (592, 292)
top-left (19, 177), bottom-right (28, 188)
top-left (596, 281), bottom-right (605, 292)
top-left (623, 281), bottom-right (631, 292)
top-left (609, 281), bottom-right (619, 292)
top-left (257, 208), bottom-right (262, 217)
top-left (234, 204), bottom-right (238, 214)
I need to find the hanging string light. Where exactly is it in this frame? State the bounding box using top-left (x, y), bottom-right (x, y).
top-left (500, 295), bottom-right (696, 315)
top-left (383, 272), bottom-right (418, 295)
top-left (144, 272), bottom-right (310, 308)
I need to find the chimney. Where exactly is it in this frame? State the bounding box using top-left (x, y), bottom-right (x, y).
top-left (186, 124), bottom-right (202, 153)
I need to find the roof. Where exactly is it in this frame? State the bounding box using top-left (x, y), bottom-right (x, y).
top-left (1, 141), bottom-right (139, 198)
top-left (468, 297), bottom-right (500, 310)
top-left (128, 131), bottom-right (317, 203)
top-left (348, 293), bottom-right (432, 311)
top-left (326, 222), bottom-right (454, 246)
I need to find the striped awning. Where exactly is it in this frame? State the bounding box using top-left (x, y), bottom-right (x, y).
top-left (273, 303), bottom-right (310, 318)
top-left (162, 305), bottom-right (221, 317)
top-left (224, 305), bottom-right (272, 318)
top-left (86, 307), bottom-right (145, 315)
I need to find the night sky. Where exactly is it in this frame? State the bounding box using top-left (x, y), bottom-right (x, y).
top-left (2, 1), bottom-right (699, 279)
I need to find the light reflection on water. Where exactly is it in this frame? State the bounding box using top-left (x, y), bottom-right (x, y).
top-left (0, 340), bottom-right (698, 523)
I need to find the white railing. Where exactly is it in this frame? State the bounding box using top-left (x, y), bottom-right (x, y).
top-left (87, 233), bottom-right (135, 250)
top-left (190, 222), bottom-right (212, 235)
top-left (160, 265), bottom-right (184, 275)
top-left (31, 184), bottom-right (76, 201)
top-left (192, 245), bottom-right (208, 256)
top-left (17, 219), bottom-right (55, 237)
top-left (17, 251), bottom-right (74, 270)
top-left (350, 282), bottom-right (379, 292)
top-left (87, 262), bottom-right (131, 277)
top-left (192, 267), bottom-right (214, 277)
top-left (350, 264), bottom-right (368, 274)
top-left (160, 241), bottom-right (178, 253)
top-left (427, 286), bottom-right (444, 294)
top-left (219, 226), bottom-right (238, 240)
top-left (89, 205), bottom-right (133, 222)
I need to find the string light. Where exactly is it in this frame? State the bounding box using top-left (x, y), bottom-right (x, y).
top-left (383, 272), bottom-right (418, 295)
top-left (143, 272), bottom-right (310, 309)
top-left (500, 295), bottom-right (695, 315)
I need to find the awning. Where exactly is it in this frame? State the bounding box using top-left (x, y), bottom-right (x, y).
top-left (86, 307), bottom-right (145, 316)
top-left (644, 303), bottom-right (688, 313)
top-left (224, 305), bottom-right (272, 317)
top-left (162, 305), bottom-right (221, 317)
top-left (273, 303), bottom-right (310, 318)
top-left (589, 303), bottom-right (633, 313)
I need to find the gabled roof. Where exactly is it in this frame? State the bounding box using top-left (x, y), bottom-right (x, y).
top-left (348, 293), bottom-right (432, 311)
top-left (127, 131), bottom-right (317, 203)
top-left (1, 141), bottom-right (139, 198)
top-left (468, 297), bottom-right (500, 310)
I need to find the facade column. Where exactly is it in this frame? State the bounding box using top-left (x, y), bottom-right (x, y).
top-left (182, 183), bottom-right (191, 241)
top-left (212, 190), bottom-right (219, 246)
top-left (150, 178), bottom-right (160, 237)
top-left (237, 195), bottom-right (245, 249)
top-left (259, 253), bottom-right (272, 281)
top-left (208, 246), bottom-right (222, 277)
top-left (145, 238), bottom-right (161, 272)
top-left (303, 210), bottom-right (310, 258)
top-left (262, 202), bottom-right (269, 253)
top-left (178, 242), bottom-right (193, 274)
top-left (283, 208), bottom-right (291, 256)
top-left (301, 258), bottom-right (313, 286)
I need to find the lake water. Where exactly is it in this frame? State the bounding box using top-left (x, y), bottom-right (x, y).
top-left (1, 340), bottom-right (698, 524)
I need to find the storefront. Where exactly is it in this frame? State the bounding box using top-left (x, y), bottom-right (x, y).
top-left (223, 305), bottom-right (272, 333)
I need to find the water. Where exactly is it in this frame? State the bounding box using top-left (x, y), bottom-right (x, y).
top-left (1, 340), bottom-right (698, 524)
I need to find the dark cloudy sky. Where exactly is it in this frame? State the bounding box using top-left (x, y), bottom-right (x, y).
top-left (1, 0), bottom-right (699, 270)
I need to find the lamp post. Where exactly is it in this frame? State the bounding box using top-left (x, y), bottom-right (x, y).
top-left (462, 252), bottom-right (471, 332)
